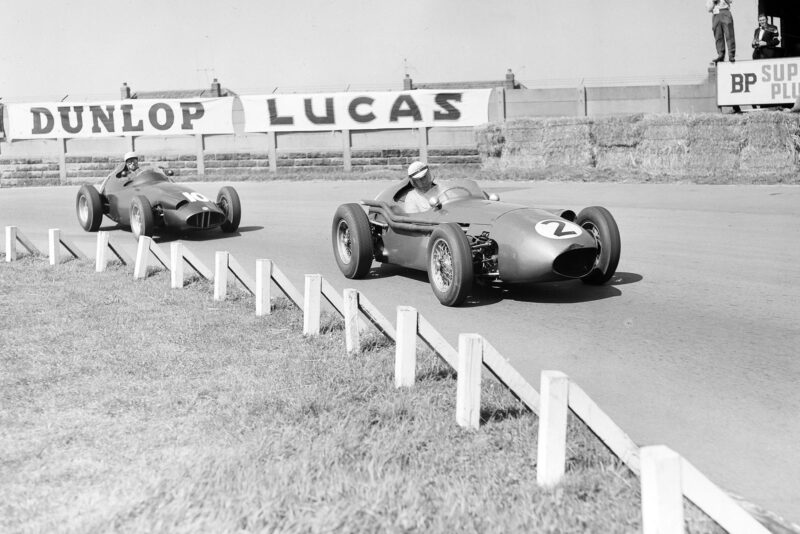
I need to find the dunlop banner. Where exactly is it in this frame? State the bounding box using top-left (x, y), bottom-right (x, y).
top-left (717, 57), bottom-right (800, 106)
top-left (5, 98), bottom-right (235, 140)
top-left (240, 89), bottom-right (492, 132)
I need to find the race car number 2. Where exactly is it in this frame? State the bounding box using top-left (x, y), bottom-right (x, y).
top-left (182, 192), bottom-right (210, 202)
top-left (534, 219), bottom-right (582, 239)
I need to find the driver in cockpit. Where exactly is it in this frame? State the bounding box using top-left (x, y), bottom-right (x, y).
top-left (404, 161), bottom-right (439, 213)
top-left (118, 151), bottom-right (140, 177)
top-left (99, 151), bottom-right (141, 192)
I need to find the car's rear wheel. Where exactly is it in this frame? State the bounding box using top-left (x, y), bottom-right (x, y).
top-left (427, 223), bottom-right (473, 306)
top-left (577, 206), bottom-right (621, 285)
top-left (130, 195), bottom-right (155, 240)
top-left (332, 203), bottom-right (373, 279)
top-left (76, 185), bottom-right (103, 232)
top-left (217, 186), bottom-right (241, 233)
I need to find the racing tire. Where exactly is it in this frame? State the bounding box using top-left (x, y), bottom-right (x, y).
top-left (427, 223), bottom-right (473, 307)
top-left (217, 186), bottom-right (242, 233)
top-left (332, 203), bottom-right (373, 279)
top-left (76, 185), bottom-right (104, 232)
top-left (130, 195), bottom-right (155, 240)
top-left (577, 206), bottom-right (621, 285)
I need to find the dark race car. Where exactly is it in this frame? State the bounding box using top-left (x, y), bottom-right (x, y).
top-left (75, 167), bottom-right (241, 240)
top-left (331, 178), bottom-right (620, 306)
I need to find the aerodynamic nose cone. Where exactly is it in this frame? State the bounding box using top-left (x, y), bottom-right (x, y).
top-left (493, 209), bottom-right (597, 282)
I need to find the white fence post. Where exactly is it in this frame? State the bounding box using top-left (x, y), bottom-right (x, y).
top-left (456, 333), bottom-right (483, 430)
top-left (96, 231), bottom-right (109, 272)
top-left (395, 306), bottom-right (418, 388)
top-left (48, 229), bottom-right (60, 266)
top-left (214, 251), bottom-right (229, 300)
top-left (134, 236), bottom-right (151, 279)
top-left (536, 371), bottom-right (569, 487)
top-left (171, 242), bottom-right (184, 289)
top-left (303, 274), bottom-right (322, 335)
top-left (5, 226), bottom-right (17, 262)
top-left (256, 259), bottom-right (273, 316)
top-left (641, 446), bottom-right (684, 534)
top-left (343, 288), bottom-right (359, 352)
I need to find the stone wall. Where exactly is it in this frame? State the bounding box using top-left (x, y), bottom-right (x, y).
top-left (0, 159), bottom-right (61, 187)
top-left (0, 147), bottom-right (481, 187)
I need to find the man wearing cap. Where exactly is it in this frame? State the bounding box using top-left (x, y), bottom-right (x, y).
top-left (99, 151), bottom-right (141, 192)
top-left (404, 161), bottom-right (439, 213)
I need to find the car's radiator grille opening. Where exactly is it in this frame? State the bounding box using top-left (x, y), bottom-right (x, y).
top-left (553, 247), bottom-right (597, 278)
top-left (186, 211), bottom-right (224, 228)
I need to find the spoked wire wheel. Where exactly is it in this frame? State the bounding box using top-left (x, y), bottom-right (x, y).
top-left (430, 238), bottom-right (454, 293)
top-left (426, 223), bottom-right (473, 306)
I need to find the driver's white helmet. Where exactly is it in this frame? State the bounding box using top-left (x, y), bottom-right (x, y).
top-left (123, 151), bottom-right (138, 162)
top-left (407, 161), bottom-right (428, 179)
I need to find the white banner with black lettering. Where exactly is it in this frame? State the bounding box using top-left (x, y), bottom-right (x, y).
top-left (5, 98), bottom-right (235, 140)
top-left (717, 58), bottom-right (800, 106)
top-left (240, 89), bottom-right (492, 132)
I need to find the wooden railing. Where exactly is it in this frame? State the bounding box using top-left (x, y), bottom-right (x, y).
top-left (2, 226), bottom-right (790, 534)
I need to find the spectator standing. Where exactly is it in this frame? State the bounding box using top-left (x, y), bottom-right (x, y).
top-left (752, 14), bottom-right (781, 59)
top-left (707, 0), bottom-right (736, 63)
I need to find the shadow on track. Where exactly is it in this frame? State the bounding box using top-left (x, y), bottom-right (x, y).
top-left (472, 272), bottom-right (643, 305)
top-left (152, 226), bottom-right (264, 244)
top-left (365, 264), bottom-right (643, 307)
top-left (93, 225), bottom-right (264, 244)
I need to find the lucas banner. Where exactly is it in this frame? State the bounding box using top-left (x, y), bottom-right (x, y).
top-left (717, 58), bottom-right (800, 106)
top-left (240, 89), bottom-right (493, 132)
top-left (5, 98), bottom-right (235, 140)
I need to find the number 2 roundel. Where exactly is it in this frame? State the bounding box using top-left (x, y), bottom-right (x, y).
top-left (534, 219), bottom-right (583, 239)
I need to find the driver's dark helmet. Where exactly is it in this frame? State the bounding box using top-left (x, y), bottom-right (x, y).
top-left (407, 161), bottom-right (433, 191)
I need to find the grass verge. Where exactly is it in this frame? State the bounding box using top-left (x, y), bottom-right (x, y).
top-left (0, 255), bottom-right (723, 533)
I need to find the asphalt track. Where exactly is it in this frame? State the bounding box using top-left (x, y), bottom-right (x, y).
top-left (1, 180), bottom-right (798, 524)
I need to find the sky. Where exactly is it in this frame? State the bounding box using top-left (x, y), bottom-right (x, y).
top-left (0, 0), bottom-right (760, 103)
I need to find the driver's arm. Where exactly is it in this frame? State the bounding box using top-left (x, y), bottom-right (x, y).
top-left (403, 190), bottom-right (429, 213)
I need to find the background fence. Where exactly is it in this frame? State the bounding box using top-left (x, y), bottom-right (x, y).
top-left (0, 68), bottom-right (725, 186)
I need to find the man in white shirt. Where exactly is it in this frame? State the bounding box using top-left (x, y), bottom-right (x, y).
top-left (706, 0), bottom-right (736, 63)
top-left (752, 14), bottom-right (780, 59)
top-left (403, 161), bottom-right (438, 214)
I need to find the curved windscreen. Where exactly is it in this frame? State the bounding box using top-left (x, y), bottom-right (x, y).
top-left (436, 180), bottom-right (485, 203)
top-left (131, 168), bottom-right (172, 187)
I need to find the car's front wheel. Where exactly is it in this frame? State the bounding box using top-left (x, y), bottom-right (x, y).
top-left (76, 185), bottom-right (104, 232)
top-left (217, 186), bottom-right (241, 233)
top-left (130, 195), bottom-right (155, 240)
top-left (577, 206), bottom-right (621, 284)
top-left (332, 203), bottom-right (373, 279)
top-left (427, 223), bottom-right (473, 306)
